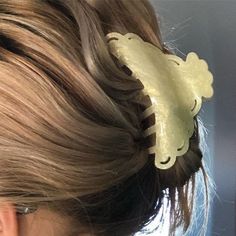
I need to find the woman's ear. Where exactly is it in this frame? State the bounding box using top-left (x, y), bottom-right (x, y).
top-left (0, 202), bottom-right (18, 236)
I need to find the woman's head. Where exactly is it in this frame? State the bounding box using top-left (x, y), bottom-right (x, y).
top-left (0, 0), bottom-right (209, 235)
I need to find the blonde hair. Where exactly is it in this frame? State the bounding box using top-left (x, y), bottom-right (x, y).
top-left (0, 0), bottom-right (209, 235)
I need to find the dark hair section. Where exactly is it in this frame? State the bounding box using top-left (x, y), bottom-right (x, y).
top-left (0, 0), bottom-right (209, 235)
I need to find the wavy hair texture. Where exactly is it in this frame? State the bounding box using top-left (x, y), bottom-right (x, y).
top-left (0, 0), bottom-right (210, 235)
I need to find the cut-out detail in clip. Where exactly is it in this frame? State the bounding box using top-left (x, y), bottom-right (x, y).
top-left (106, 32), bottom-right (214, 170)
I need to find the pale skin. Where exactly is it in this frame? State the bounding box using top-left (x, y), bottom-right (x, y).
top-left (0, 202), bottom-right (75, 236)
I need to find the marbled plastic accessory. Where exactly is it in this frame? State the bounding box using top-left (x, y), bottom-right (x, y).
top-left (106, 32), bottom-right (214, 170)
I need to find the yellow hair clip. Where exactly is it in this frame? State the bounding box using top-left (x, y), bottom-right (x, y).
top-left (106, 32), bottom-right (214, 170)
